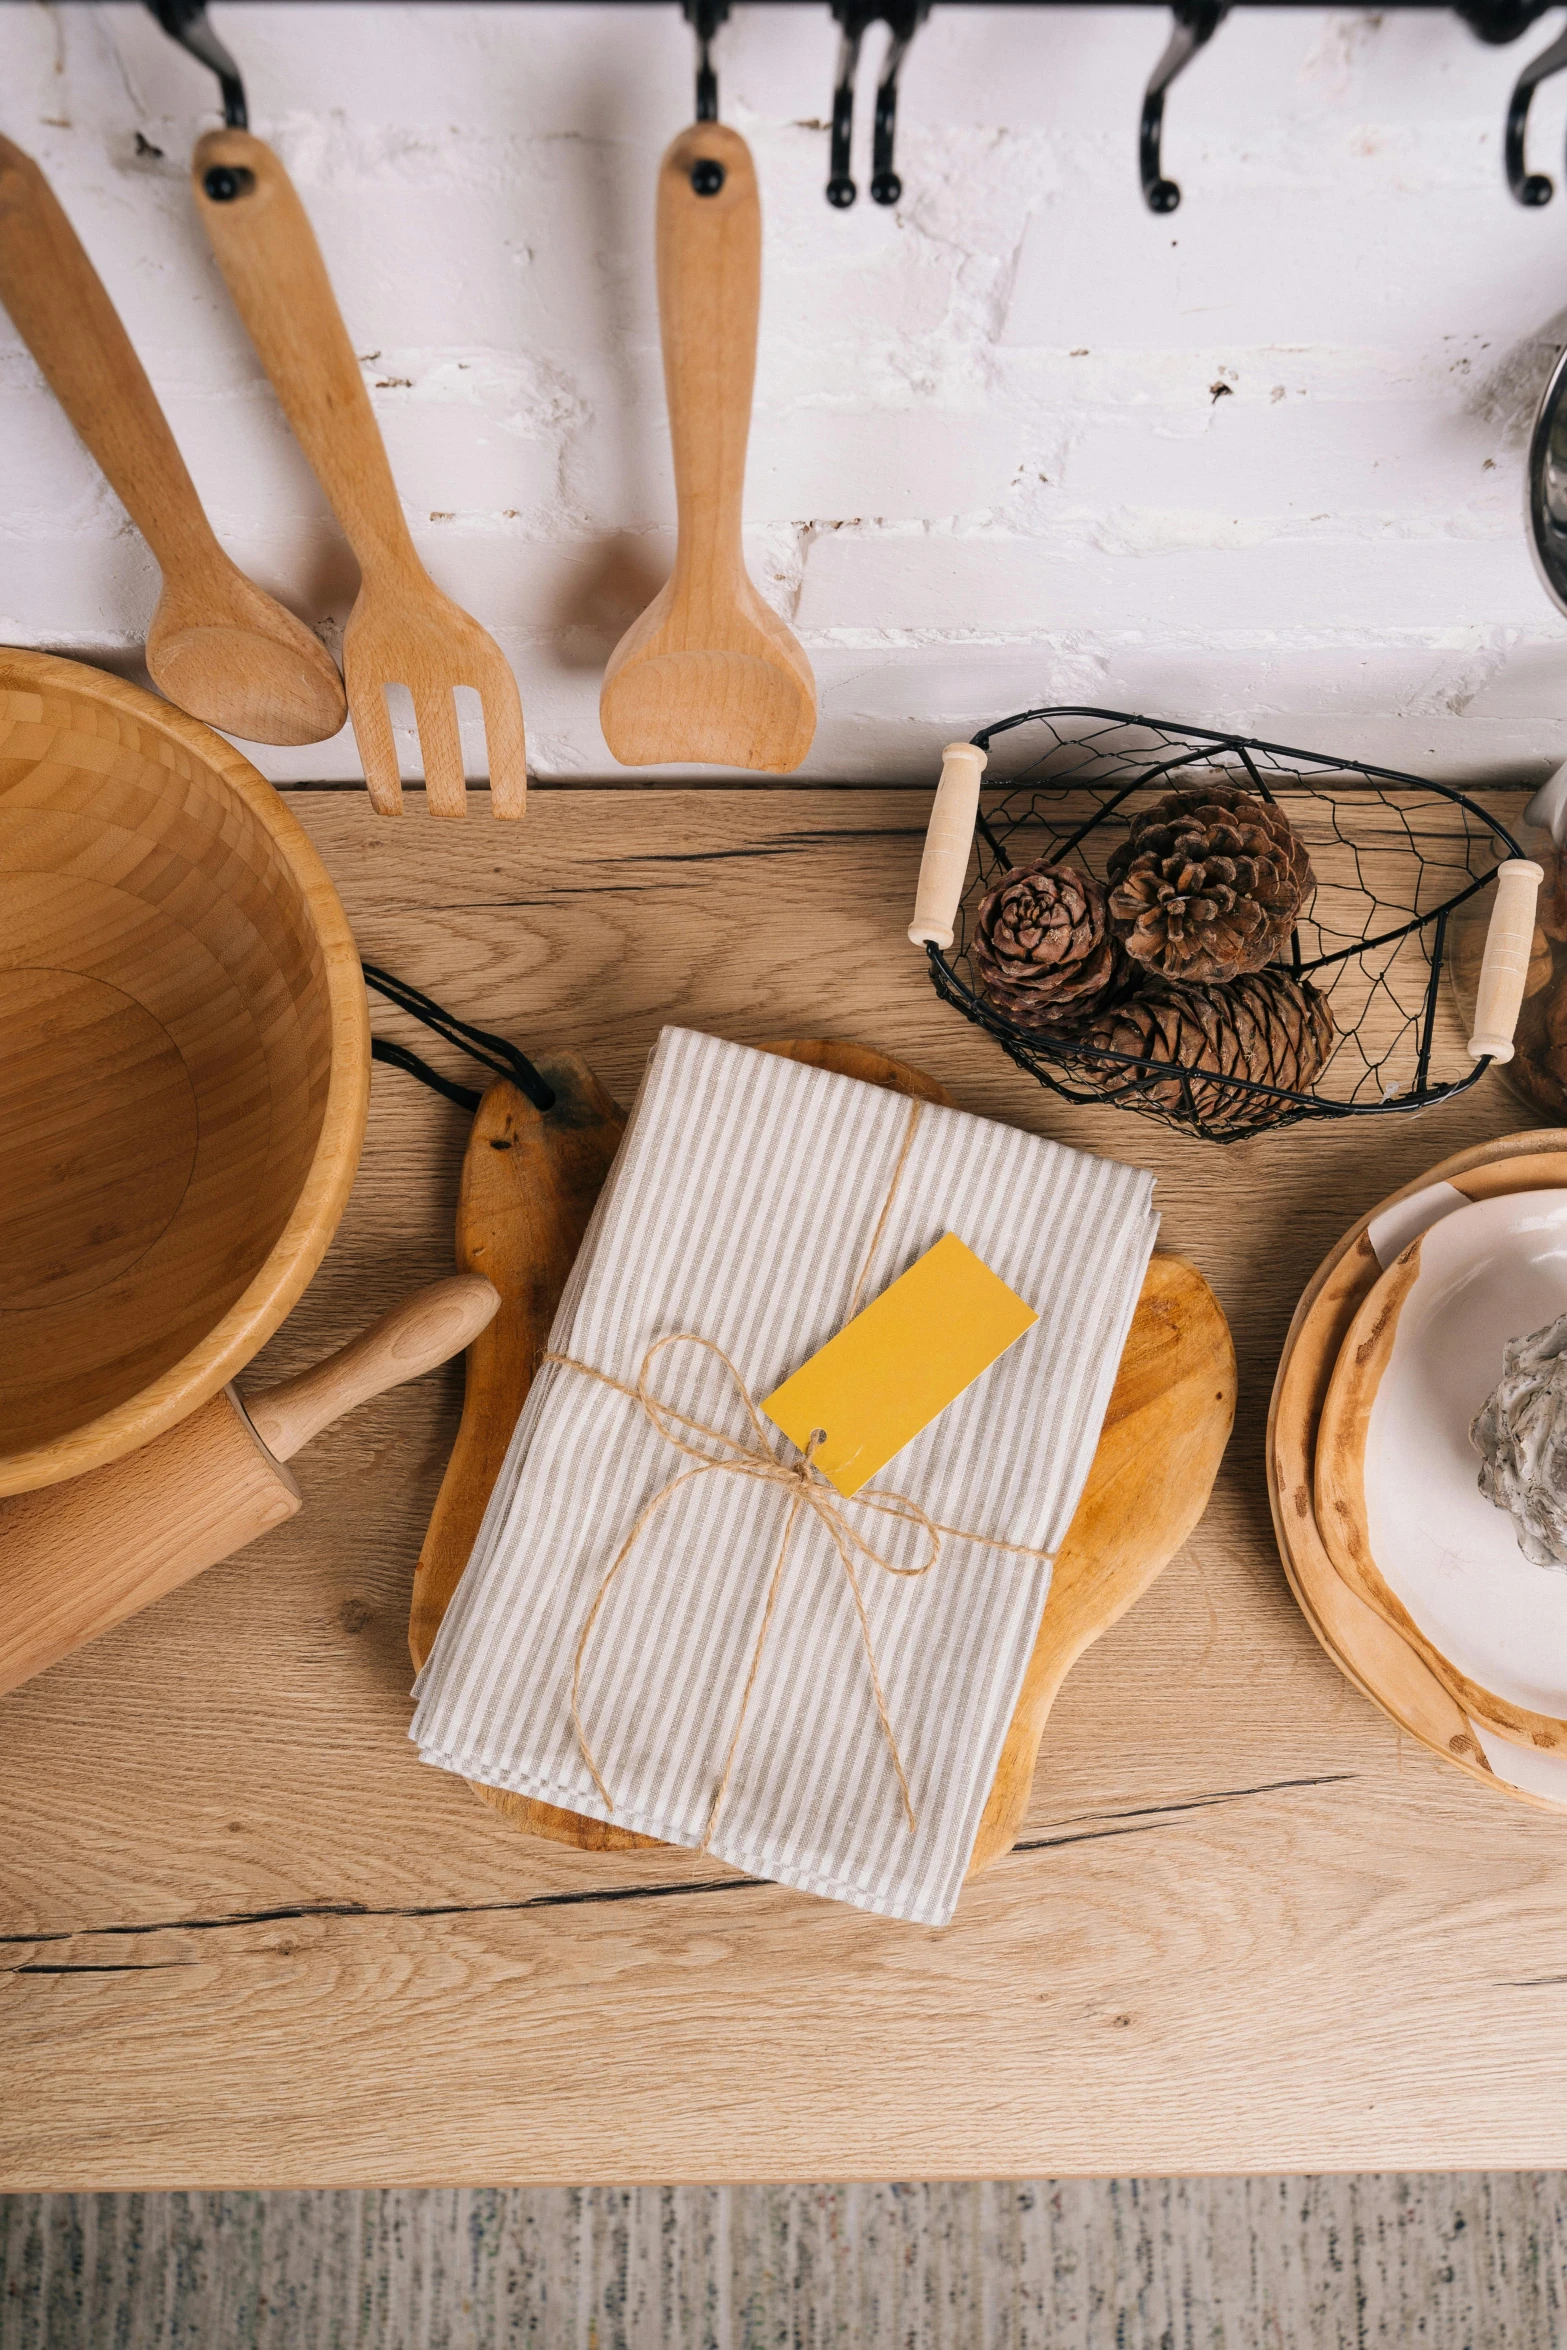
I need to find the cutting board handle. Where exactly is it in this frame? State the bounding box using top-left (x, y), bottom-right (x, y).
top-left (909, 742), bottom-right (988, 950)
top-left (245, 1275), bottom-right (500, 1462)
top-left (192, 128), bottom-right (415, 580)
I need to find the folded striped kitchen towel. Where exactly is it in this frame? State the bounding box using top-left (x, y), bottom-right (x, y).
top-left (410, 1027), bottom-right (1159, 1926)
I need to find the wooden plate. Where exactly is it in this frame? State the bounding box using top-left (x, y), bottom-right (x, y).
top-left (1268, 1129), bottom-right (1567, 1808)
top-left (411, 1038), bottom-right (1236, 1880)
top-left (1317, 1191), bottom-right (1567, 1752)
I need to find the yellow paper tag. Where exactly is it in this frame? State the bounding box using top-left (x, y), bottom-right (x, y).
top-left (762, 1233), bottom-right (1039, 1498)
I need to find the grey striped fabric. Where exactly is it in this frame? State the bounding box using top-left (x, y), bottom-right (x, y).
top-left (410, 1029), bottom-right (1158, 1926)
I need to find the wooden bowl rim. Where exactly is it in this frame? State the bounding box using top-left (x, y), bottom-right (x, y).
top-left (0, 649), bottom-right (370, 1497)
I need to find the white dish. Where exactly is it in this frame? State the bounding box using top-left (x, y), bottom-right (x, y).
top-left (1364, 1189), bottom-right (1567, 1718)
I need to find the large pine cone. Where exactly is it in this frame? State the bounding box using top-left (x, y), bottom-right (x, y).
top-left (1106, 783), bottom-right (1313, 984)
top-left (1075, 966), bottom-right (1335, 1133)
top-left (970, 860), bottom-right (1128, 1027)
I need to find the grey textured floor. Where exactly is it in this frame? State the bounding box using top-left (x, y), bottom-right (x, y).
top-left (3, 2178), bottom-right (1566, 2349)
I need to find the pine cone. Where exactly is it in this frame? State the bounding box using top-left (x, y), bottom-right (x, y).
top-left (969, 861), bottom-right (1128, 1028)
top-left (1074, 967), bottom-right (1335, 1133)
top-left (1106, 784), bottom-right (1313, 984)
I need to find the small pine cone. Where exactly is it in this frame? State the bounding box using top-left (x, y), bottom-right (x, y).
top-left (1075, 967), bottom-right (1335, 1133)
top-left (970, 860), bottom-right (1129, 1028)
top-left (1106, 783), bottom-right (1314, 984)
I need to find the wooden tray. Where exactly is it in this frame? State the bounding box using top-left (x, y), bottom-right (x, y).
top-left (411, 1039), bottom-right (1236, 1879)
top-left (1267, 1128), bottom-right (1567, 1807)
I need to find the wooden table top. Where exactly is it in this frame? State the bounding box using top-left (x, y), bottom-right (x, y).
top-left (5, 782), bottom-right (1565, 2189)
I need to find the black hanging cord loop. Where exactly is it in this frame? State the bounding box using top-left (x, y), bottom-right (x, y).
top-left (145, 0), bottom-right (248, 129)
top-left (1140, 0), bottom-right (1230, 213)
top-left (362, 964), bottom-right (556, 1116)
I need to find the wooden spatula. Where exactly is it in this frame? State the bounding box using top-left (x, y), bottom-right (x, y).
top-left (0, 1274), bottom-right (497, 1699)
top-left (0, 134), bottom-right (346, 749)
top-left (600, 125), bottom-right (816, 773)
top-left (190, 131), bottom-right (527, 820)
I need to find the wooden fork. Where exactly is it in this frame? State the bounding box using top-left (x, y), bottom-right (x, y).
top-left (191, 130), bottom-right (526, 819)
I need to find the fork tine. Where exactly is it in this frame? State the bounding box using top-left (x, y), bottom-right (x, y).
top-left (345, 667), bottom-right (404, 816)
top-left (476, 665), bottom-right (527, 819)
top-left (414, 685), bottom-right (466, 819)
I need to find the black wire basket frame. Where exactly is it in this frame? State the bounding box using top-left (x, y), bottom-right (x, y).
top-left (924, 707), bottom-right (1525, 1143)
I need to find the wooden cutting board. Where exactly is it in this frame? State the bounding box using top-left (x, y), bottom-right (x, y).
top-left (1267, 1128), bottom-right (1567, 1806)
top-left (409, 1040), bottom-right (1235, 1878)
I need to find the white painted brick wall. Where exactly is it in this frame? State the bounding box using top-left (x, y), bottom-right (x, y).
top-left (6, 1), bottom-right (1567, 783)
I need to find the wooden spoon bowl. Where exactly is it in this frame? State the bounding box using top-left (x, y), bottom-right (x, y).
top-left (0, 650), bottom-right (369, 1497)
top-left (149, 597), bottom-right (347, 752)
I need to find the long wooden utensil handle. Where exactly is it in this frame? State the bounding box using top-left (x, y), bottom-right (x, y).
top-left (245, 1275), bottom-right (499, 1462)
top-left (657, 123), bottom-right (761, 595)
top-left (191, 130), bottom-right (415, 577)
top-left (0, 135), bottom-right (217, 577)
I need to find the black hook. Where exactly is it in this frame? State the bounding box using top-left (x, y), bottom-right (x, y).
top-left (145, 0), bottom-right (248, 130)
top-left (827, 0), bottom-right (929, 210)
top-left (681, 0), bottom-right (731, 131)
top-left (1140, 0), bottom-right (1229, 214)
top-left (1505, 21), bottom-right (1567, 203)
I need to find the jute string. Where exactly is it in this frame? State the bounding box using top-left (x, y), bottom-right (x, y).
top-left (543, 1097), bottom-right (1053, 1851)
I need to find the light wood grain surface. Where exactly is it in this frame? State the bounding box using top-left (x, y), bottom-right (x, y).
top-left (5, 782), bottom-right (1566, 2189)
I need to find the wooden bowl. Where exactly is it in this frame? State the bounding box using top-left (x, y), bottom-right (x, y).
top-left (0, 650), bottom-right (369, 1496)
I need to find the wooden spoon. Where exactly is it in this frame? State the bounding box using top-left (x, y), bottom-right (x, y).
top-left (0, 134), bottom-right (346, 749)
top-left (191, 131), bottom-right (527, 820)
top-left (600, 124), bottom-right (816, 773)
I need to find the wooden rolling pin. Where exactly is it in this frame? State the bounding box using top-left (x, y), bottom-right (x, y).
top-left (0, 1275), bottom-right (498, 1698)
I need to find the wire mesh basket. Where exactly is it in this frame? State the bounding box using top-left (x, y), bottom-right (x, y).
top-left (922, 708), bottom-right (1525, 1143)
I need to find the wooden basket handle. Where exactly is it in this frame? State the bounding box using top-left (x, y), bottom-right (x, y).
top-left (908, 742), bottom-right (987, 950)
top-left (1467, 858), bottom-right (1545, 1064)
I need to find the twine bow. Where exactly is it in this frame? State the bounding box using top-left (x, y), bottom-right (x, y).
top-left (542, 1096), bottom-right (1053, 1852)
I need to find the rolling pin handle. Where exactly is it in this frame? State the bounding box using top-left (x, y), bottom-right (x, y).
top-left (1467, 857), bottom-right (1545, 1064)
top-left (243, 1275), bottom-right (500, 1463)
top-left (908, 741), bottom-right (988, 950)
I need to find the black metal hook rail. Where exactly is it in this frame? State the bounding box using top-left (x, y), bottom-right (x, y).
top-left (147, 0), bottom-right (1567, 214)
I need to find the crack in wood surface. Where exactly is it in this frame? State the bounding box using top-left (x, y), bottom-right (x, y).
top-left (0, 1777), bottom-right (1357, 1955)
